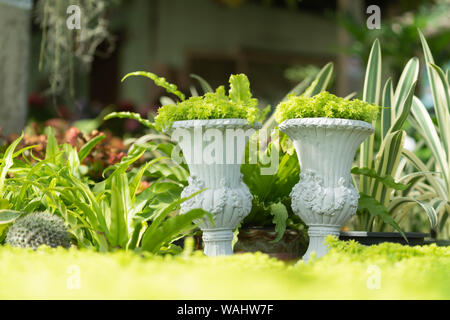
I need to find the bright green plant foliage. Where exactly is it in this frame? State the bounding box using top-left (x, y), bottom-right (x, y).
top-left (0, 238), bottom-right (448, 299)
top-left (104, 112), bottom-right (155, 130)
top-left (353, 37), bottom-right (439, 235)
top-left (403, 31), bottom-right (450, 238)
top-left (274, 91), bottom-right (379, 124)
top-left (122, 71), bottom-right (186, 101)
top-left (268, 202), bottom-right (289, 243)
top-left (108, 73), bottom-right (261, 132)
top-left (0, 128), bottom-right (205, 253)
top-left (351, 167), bottom-right (410, 191)
top-left (154, 74), bottom-right (260, 131)
top-left (241, 131), bottom-right (303, 240)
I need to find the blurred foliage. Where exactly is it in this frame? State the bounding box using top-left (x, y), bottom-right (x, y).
top-left (336, 0), bottom-right (450, 77)
top-left (0, 127), bottom-right (200, 253)
top-left (284, 65), bottom-right (320, 83)
top-left (0, 237), bottom-right (449, 299)
top-left (1, 120), bottom-right (128, 181)
top-left (35, 0), bottom-right (118, 101)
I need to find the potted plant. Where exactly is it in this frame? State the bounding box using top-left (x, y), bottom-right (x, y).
top-left (275, 91), bottom-right (378, 260)
top-left (337, 36), bottom-right (439, 247)
top-left (112, 72), bottom-right (261, 256)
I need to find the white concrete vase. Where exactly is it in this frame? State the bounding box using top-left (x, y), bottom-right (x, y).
top-left (279, 118), bottom-right (374, 261)
top-left (169, 119), bottom-right (260, 256)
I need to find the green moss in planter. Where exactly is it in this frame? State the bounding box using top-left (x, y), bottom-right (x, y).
top-left (275, 91), bottom-right (379, 124)
top-left (155, 74), bottom-right (260, 131)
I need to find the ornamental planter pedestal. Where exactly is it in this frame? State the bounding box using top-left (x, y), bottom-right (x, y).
top-left (169, 119), bottom-right (259, 256)
top-left (279, 118), bottom-right (374, 261)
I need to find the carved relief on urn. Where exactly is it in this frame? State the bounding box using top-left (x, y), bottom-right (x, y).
top-left (279, 118), bottom-right (374, 260)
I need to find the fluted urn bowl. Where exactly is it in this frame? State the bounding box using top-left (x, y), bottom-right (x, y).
top-left (168, 119), bottom-right (260, 256)
top-left (279, 118), bottom-right (374, 261)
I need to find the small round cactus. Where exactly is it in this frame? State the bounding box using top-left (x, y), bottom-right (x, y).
top-left (6, 212), bottom-right (71, 249)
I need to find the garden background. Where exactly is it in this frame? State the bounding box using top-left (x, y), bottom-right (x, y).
top-left (0, 0), bottom-right (449, 300)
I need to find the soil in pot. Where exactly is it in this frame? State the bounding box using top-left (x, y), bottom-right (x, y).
top-left (339, 231), bottom-right (429, 246)
top-left (233, 227), bottom-right (308, 261)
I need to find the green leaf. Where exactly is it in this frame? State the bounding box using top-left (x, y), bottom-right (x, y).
top-left (284, 74), bottom-right (315, 100)
top-left (363, 38), bottom-right (381, 105)
top-left (411, 97), bottom-right (449, 186)
top-left (0, 132), bottom-right (23, 195)
top-left (104, 112), bottom-right (155, 130)
top-left (369, 130), bottom-right (405, 208)
top-left (144, 189), bottom-right (206, 238)
top-left (141, 208), bottom-right (208, 253)
top-left (269, 202), bottom-right (288, 243)
top-left (392, 57), bottom-right (419, 118)
top-left (44, 127), bottom-right (58, 160)
top-left (381, 78), bottom-right (393, 139)
top-left (228, 74), bottom-right (256, 106)
top-left (388, 197), bottom-right (438, 230)
top-left (351, 167), bottom-right (409, 190)
top-left (419, 30), bottom-right (450, 176)
top-left (302, 62), bottom-right (334, 97)
top-left (0, 210), bottom-right (22, 225)
top-left (359, 39), bottom-right (381, 194)
top-left (122, 71), bottom-right (185, 101)
top-left (78, 134), bottom-right (106, 162)
top-left (358, 193), bottom-right (407, 242)
top-left (190, 74), bottom-right (213, 93)
top-left (103, 145), bottom-right (146, 178)
top-left (109, 173), bottom-right (130, 247)
top-left (389, 82), bottom-right (416, 133)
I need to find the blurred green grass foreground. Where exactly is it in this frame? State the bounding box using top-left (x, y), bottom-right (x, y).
top-left (1, 237), bottom-right (449, 299)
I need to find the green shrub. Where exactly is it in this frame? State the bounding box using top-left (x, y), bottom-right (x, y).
top-left (1, 238), bottom-right (448, 299)
top-left (112, 73), bottom-right (261, 132)
top-left (0, 129), bottom-right (203, 254)
top-left (154, 74), bottom-right (260, 131)
top-left (5, 212), bottom-right (71, 249)
top-left (275, 91), bottom-right (379, 124)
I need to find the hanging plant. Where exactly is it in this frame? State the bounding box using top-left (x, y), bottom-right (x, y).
top-left (35, 0), bottom-right (117, 100)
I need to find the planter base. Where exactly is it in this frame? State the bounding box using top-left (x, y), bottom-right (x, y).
top-left (303, 225), bottom-right (340, 261)
top-left (203, 229), bottom-right (233, 256)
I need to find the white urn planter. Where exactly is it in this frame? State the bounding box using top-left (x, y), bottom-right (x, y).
top-left (169, 119), bottom-right (260, 256)
top-left (279, 118), bottom-right (374, 261)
